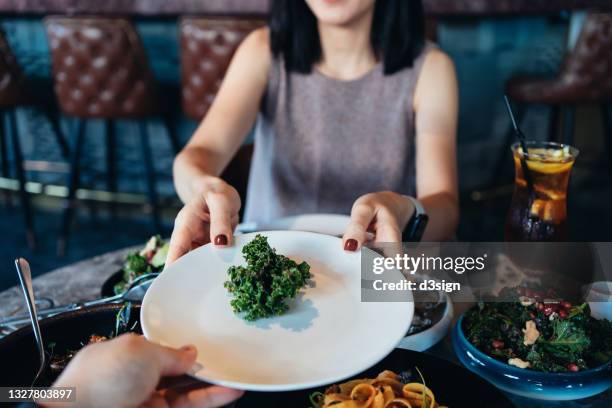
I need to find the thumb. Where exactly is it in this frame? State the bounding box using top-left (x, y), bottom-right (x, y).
top-left (151, 343), bottom-right (198, 377)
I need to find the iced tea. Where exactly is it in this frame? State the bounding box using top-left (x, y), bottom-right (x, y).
top-left (505, 142), bottom-right (578, 241)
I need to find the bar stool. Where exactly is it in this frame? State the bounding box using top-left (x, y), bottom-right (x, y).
top-left (180, 17), bottom-right (265, 207)
top-left (45, 17), bottom-right (180, 255)
top-left (0, 29), bottom-right (69, 249)
top-left (499, 12), bottom-right (612, 182)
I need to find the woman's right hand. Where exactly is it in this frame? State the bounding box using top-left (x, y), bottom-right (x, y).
top-left (167, 178), bottom-right (241, 265)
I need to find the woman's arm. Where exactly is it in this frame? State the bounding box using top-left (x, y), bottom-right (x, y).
top-left (167, 28), bottom-right (271, 263)
top-left (341, 49), bottom-right (459, 251)
top-left (413, 48), bottom-right (460, 241)
top-left (173, 28), bottom-right (271, 203)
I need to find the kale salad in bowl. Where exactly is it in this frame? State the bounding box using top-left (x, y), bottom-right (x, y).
top-left (452, 287), bottom-right (612, 400)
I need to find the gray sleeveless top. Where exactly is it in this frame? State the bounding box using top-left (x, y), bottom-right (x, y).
top-left (243, 44), bottom-right (435, 223)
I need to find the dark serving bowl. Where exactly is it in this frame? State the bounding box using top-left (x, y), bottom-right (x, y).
top-left (452, 314), bottom-right (612, 401)
top-left (101, 270), bottom-right (125, 297)
top-left (0, 303), bottom-right (141, 389)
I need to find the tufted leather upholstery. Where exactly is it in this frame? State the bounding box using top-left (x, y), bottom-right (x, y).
top-left (426, 0), bottom-right (612, 15)
top-left (507, 12), bottom-right (612, 104)
top-left (0, 30), bottom-right (28, 109)
top-left (45, 17), bottom-right (160, 118)
top-left (2, 0), bottom-right (612, 16)
top-left (180, 17), bottom-right (265, 120)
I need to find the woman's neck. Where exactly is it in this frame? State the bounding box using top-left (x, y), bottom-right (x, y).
top-left (315, 10), bottom-right (377, 81)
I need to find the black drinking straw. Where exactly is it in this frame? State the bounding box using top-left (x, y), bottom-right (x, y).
top-left (504, 95), bottom-right (535, 198)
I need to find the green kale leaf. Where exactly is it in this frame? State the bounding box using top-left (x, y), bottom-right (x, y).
top-left (224, 235), bottom-right (311, 321)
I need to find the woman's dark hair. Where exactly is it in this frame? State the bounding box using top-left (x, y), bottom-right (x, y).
top-left (269, 0), bottom-right (425, 75)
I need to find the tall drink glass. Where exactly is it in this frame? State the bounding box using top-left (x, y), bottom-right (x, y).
top-left (504, 141), bottom-right (579, 241)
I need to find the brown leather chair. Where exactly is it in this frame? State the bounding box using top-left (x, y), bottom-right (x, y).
top-left (0, 29), bottom-right (68, 249)
top-left (504, 12), bottom-right (612, 175)
top-left (45, 17), bottom-right (180, 255)
top-left (180, 17), bottom-right (265, 208)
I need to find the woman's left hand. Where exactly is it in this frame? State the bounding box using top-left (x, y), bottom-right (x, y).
top-left (342, 192), bottom-right (415, 251)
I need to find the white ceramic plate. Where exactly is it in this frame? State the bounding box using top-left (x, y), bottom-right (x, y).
top-left (238, 214), bottom-right (351, 237)
top-left (141, 231), bottom-right (413, 391)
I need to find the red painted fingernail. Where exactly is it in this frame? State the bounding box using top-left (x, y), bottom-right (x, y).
top-left (181, 345), bottom-right (196, 353)
top-left (344, 239), bottom-right (358, 252)
top-left (214, 235), bottom-right (228, 246)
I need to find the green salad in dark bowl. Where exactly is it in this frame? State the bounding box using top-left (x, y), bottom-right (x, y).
top-left (463, 288), bottom-right (611, 373)
top-left (452, 286), bottom-right (611, 400)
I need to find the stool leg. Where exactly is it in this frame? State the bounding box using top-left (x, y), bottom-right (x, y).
top-left (0, 110), bottom-right (12, 207)
top-left (8, 109), bottom-right (36, 249)
top-left (602, 103), bottom-right (612, 171)
top-left (0, 110), bottom-right (8, 179)
top-left (42, 108), bottom-right (70, 159)
top-left (105, 119), bottom-right (117, 217)
top-left (549, 106), bottom-right (560, 142)
top-left (163, 115), bottom-right (181, 155)
top-left (58, 119), bottom-right (86, 257)
top-left (562, 106), bottom-right (575, 146)
top-left (139, 121), bottom-right (161, 233)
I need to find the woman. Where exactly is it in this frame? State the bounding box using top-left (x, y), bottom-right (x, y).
top-left (168, 0), bottom-right (458, 264)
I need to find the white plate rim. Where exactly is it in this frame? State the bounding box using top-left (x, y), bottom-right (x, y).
top-left (238, 214), bottom-right (351, 237)
top-left (141, 230), bottom-right (414, 391)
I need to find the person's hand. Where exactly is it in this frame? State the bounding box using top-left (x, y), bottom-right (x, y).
top-left (342, 191), bottom-right (415, 251)
top-left (51, 334), bottom-right (243, 408)
top-left (167, 178), bottom-right (241, 265)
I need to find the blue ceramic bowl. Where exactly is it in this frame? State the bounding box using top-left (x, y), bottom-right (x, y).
top-left (452, 314), bottom-right (612, 400)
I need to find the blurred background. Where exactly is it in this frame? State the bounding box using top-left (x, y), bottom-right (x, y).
top-left (0, 0), bottom-right (611, 290)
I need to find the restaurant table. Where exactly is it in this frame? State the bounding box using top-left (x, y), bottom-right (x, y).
top-left (1, 0), bottom-right (611, 16)
top-left (0, 247), bottom-right (609, 408)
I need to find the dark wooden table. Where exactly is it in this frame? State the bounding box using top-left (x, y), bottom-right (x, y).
top-left (0, 246), bottom-right (136, 323)
top-left (0, 0), bottom-right (610, 16)
top-left (0, 247), bottom-right (609, 407)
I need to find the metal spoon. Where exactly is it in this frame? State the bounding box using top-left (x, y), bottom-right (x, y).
top-left (0, 273), bottom-right (159, 327)
top-left (15, 258), bottom-right (46, 386)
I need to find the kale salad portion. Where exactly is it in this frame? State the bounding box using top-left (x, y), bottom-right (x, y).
top-left (224, 234), bottom-right (312, 321)
top-left (463, 287), bottom-right (612, 373)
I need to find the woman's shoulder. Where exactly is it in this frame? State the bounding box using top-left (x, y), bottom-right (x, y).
top-left (233, 26), bottom-right (273, 79)
top-left (421, 44), bottom-right (455, 72)
top-left (416, 45), bottom-right (456, 90)
top-left (241, 26), bottom-right (271, 54)
top-left (413, 42), bottom-right (454, 72)
top-left (413, 43), bottom-right (458, 110)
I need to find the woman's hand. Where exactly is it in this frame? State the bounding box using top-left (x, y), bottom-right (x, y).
top-left (167, 178), bottom-right (241, 265)
top-left (342, 192), bottom-right (415, 251)
top-left (51, 334), bottom-right (243, 408)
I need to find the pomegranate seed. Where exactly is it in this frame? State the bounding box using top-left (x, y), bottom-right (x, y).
top-left (544, 306), bottom-right (554, 316)
top-left (536, 303), bottom-right (544, 311)
top-left (558, 309), bottom-right (568, 319)
top-left (561, 301), bottom-right (572, 309)
top-left (567, 363), bottom-right (579, 372)
top-left (492, 340), bottom-right (504, 349)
